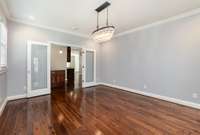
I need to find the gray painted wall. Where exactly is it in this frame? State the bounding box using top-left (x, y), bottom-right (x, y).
top-left (101, 14), bottom-right (200, 104)
top-left (7, 21), bottom-right (100, 96)
top-left (0, 73), bottom-right (6, 107)
top-left (0, 6), bottom-right (7, 107)
top-left (51, 45), bottom-right (67, 71)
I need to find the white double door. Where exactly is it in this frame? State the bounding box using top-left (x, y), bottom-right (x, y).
top-left (27, 41), bottom-right (96, 98)
top-left (27, 41), bottom-right (50, 97)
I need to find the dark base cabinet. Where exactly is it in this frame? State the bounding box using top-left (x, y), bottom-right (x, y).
top-left (67, 68), bottom-right (75, 86)
top-left (51, 70), bottom-right (65, 89)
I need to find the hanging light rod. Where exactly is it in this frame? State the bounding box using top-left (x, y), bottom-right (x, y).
top-left (95, 1), bottom-right (111, 13)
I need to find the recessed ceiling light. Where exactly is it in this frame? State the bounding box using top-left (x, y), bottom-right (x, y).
top-left (28, 16), bottom-right (35, 21)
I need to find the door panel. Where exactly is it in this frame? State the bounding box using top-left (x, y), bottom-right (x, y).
top-left (27, 41), bottom-right (50, 97)
top-left (82, 49), bottom-right (96, 87)
top-left (86, 51), bottom-right (94, 82)
top-left (31, 45), bottom-right (48, 90)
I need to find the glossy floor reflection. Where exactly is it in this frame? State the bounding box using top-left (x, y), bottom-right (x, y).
top-left (0, 85), bottom-right (200, 135)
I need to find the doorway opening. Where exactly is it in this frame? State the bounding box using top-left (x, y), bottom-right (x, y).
top-left (50, 44), bottom-right (82, 91)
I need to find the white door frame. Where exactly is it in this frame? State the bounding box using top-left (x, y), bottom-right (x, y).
top-left (27, 41), bottom-right (51, 97)
top-left (49, 41), bottom-right (97, 88)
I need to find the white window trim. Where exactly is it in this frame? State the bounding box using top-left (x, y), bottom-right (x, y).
top-left (0, 22), bottom-right (7, 74)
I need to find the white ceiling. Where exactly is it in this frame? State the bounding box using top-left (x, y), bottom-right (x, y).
top-left (2, 0), bottom-right (200, 37)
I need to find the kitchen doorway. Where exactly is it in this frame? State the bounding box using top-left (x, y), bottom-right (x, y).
top-left (50, 44), bottom-right (82, 91)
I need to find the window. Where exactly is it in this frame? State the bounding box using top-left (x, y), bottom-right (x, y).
top-left (0, 22), bottom-right (7, 72)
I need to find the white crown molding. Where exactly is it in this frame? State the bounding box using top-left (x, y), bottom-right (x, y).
top-left (0, 0), bottom-right (89, 38)
top-left (9, 18), bottom-right (90, 38)
top-left (99, 82), bottom-right (200, 110)
top-left (1, 0), bottom-right (200, 39)
top-left (115, 8), bottom-right (200, 38)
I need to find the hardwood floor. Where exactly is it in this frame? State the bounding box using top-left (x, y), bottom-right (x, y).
top-left (0, 85), bottom-right (200, 135)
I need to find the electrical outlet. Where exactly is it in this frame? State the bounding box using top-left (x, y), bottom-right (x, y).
top-left (144, 84), bottom-right (147, 89)
top-left (192, 93), bottom-right (198, 99)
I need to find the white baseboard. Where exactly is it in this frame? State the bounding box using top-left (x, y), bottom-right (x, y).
top-left (1, 83), bottom-right (199, 117)
top-left (99, 82), bottom-right (200, 110)
top-left (83, 82), bottom-right (98, 88)
top-left (7, 94), bottom-right (27, 101)
top-left (0, 98), bottom-right (7, 116)
top-left (0, 94), bottom-right (27, 116)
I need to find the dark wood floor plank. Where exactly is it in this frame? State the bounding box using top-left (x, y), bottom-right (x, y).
top-left (0, 85), bottom-right (200, 135)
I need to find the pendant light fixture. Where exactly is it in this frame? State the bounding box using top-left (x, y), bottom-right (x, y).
top-left (91, 1), bottom-right (115, 43)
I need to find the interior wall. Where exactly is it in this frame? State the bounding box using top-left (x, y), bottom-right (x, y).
top-left (51, 45), bottom-right (67, 71)
top-left (100, 14), bottom-right (200, 104)
top-left (0, 6), bottom-right (7, 108)
top-left (7, 21), bottom-right (100, 97)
